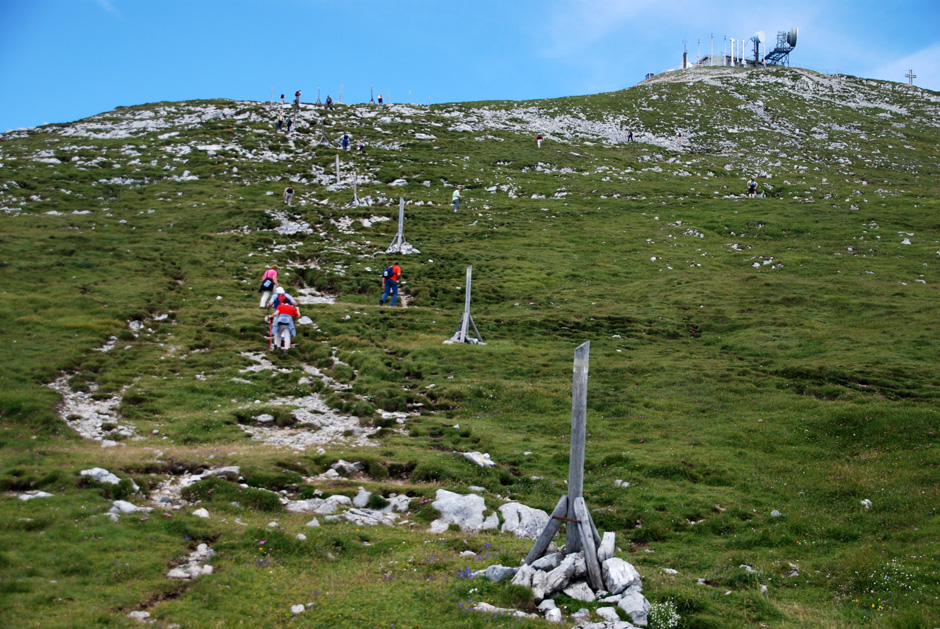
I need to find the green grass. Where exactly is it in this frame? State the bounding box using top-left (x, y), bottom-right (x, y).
top-left (1, 68), bottom-right (939, 627)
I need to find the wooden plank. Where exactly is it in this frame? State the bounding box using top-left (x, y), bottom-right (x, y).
top-left (468, 314), bottom-right (483, 343)
top-left (458, 266), bottom-right (471, 343)
top-left (566, 341), bottom-right (590, 550)
top-left (584, 501), bottom-right (601, 547)
top-left (524, 495), bottom-right (567, 565)
top-left (574, 497), bottom-right (604, 590)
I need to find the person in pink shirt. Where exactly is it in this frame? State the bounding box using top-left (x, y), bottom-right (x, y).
top-left (258, 264), bottom-right (279, 308)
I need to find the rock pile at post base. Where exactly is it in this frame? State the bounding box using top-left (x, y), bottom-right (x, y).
top-left (479, 539), bottom-right (650, 627)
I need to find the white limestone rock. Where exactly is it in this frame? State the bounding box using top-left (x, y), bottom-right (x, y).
top-left (485, 565), bottom-right (518, 582)
top-left (597, 531), bottom-right (616, 563)
top-left (462, 451), bottom-right (495, 467)
top-left (353, 487), bottom-right (371, 508)
top-left (498, 502), bottom-right (549, 539)
top-left (596, 606), bottom-right (622, 622)
top-left (617, 590), bottom-right (651, 627)
top-left (564, 580), bottom-right (597, 602)
top-left (192, 508), bottom-right (210, 519)
top-left (428, 489), bottom-right (497, 533)
top-left (603, 557), bottom-right (641, 595)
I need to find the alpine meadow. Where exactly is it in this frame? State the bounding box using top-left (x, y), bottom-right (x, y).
top-left (1, 66), bottom-right (939, 628)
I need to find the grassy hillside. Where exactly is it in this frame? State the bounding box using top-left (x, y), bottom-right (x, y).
top-left (1, 67), bottom-right (939, 628)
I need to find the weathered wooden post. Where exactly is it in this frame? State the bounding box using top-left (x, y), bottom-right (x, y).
top-left (444, 266), bottom-right (484, 345)
top-left (566, 341), bottom-right (589, 552)
top-left (385, 198), bottom-right (419, 254)
top-left (523, 341), bottom-right (603, 589)
top-left (347, 169), bottom-right (360, 207)
top-left (316, 87), bottom-right (321, 105)
top-left (318, 119), bottom-right (330, 146)
top-left (335, 154), bottom-right (341, 184)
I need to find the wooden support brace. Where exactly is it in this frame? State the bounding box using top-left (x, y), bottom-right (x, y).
top-left (574, 497), bottom-right (604, 590)
top-left (584, 501), bottom-right (602, 548)
top-left (524, 495), bottom-right (567, 565)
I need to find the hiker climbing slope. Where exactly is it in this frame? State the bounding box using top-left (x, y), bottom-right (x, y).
top-left (379, 262), bottom-right (402, 306)
top-left (258, 265), bottom-right (279, 308)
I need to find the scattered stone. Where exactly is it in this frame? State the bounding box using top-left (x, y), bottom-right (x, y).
top-left (861, 499), bottom-right (872, 510)
top-left (128, 610), bottom-right (151, 622)
top-left (18, 491), bottom-right (53, 501)
top-left (306, 518), bottom-right (320, 527)
top-left (192, 508), bottom-right (210, 519)
top-left (331, 459), bottom-right (365, 475)
top-left (291, 604), bottom-right (305, 614)
top-left (770, 509), bottom-right (782, 518)
top-left (613, 479), bottom-right (630, 488)
top-left (110, 500), bottom-right (152, 515)
top-left (296, 533), bottom-right (307, 541)
top-left (462, 451), bottom-right (495, 467)
top-left (167, 543), bottom-right (215, 580)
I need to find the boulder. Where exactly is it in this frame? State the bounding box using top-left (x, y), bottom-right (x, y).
top-left (485, 565), bottom-right (517, 582)
top-left (353, 487), bottom-right (371, 508)
top-left (331, 459), bottom-right (364, 475)
top-left (110, 500), bottom-right (152, 515)
top-left (596, 607), bottom-right (621, 622)
top-left (603, 558), bottom-right (641, 595)
top-left (80, 467), bottom-right (121, 485)
top-left (428, 490), bottom-right (497, 533)
top-left (533, 552), bottom-right (584, 601)
top-left (291, 604), bottom-right (305, 614)
top-left (531, 551), bottom-right (563, 571)
top-left (564, 581), bottom-right (597, 602)
top-left (511, 564), bottom-right (537, 588)
top-left (617, 590), bottom-right (651, 627)
top-left (499, 502), bottom-right (549, 539)
top-left (192, 508), bottom-right (210, 519)
top-left (544, 608), bottom-right (564, 623)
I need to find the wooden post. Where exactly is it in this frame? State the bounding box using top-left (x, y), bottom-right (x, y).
top-left (335, 154), bottom-right (341, 184)
top-left (339, 84), bottom-right (343, 103)
top-left (317, 87), bottom-right (321, 105)
top-left (574, 497), bottom-right (604, 590)
top-left (524, 495), bottom-right (567, 564)
top-left (388, 197), bottom-right (405, 250)
top-left (458, 266), bottom-right (472, 343)
top-left (566, 341), bottom-right (590, 551)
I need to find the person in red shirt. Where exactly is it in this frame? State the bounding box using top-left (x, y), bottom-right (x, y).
top-left (379, 262), bottom-right (401, 306)
top-left (267, 301), bottom-right (301, 351)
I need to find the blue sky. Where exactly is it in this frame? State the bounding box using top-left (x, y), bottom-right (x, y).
top-left (1, 0), bottom-right (939, 131)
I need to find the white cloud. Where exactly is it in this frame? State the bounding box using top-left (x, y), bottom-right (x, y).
top-left (91, 0), bottom-right (121, 17)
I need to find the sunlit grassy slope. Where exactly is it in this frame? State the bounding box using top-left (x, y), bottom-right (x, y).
top-left (1, 67), bottom-right (938, 627)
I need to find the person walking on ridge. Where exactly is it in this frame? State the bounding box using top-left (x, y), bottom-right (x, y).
top-left (258, 264), bottom-right (279, 308)
top-left (379, 262), bottom-right (402, 306)
top-left (326, 95), bottom-right (334, 110)
top-left (747, 177), bottom-right (758, 198)
top-left (452, 186), bottom-right (463, 213)
top-left (284, 185), bottom-right (294, 206)
top-left (286, 115), bottom-right (293, 133)
top-left (627, 129), bottom-right (634, 142)
top-left (342, 134), bottom-right (349, 150)
top-left (536, 133), bottom-right (543, 148)
top-left (280, 94), bottom-right (285, 105)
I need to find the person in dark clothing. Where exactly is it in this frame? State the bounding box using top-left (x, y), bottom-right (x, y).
top-left (325, 95), bottom-right (334, 110)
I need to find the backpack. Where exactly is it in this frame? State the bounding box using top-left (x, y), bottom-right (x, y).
top-left (382, 266), bottom-right (394, 279)
top-left (260, 277), bottom-right (274, 292)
